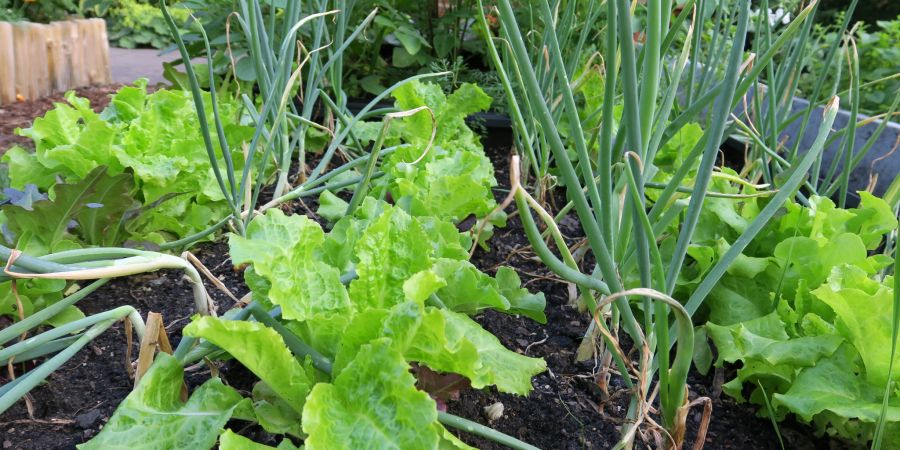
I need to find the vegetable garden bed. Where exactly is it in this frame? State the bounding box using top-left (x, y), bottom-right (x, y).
top-left (1, 1), bottom-right (898, 449)
top-left (0, 227), bottom-right (812, 450)
top-left (0, 91), bottom-right (841, 449)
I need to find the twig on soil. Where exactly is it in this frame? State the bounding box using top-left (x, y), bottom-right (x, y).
top-left (523, 332), bottom-right (549, 355)
top-left (165, 315), bottom-right (193, 330)
top-left (0, 418), bottom-right (75, 426)
top-left (210, 255), bottom-right (234, 273)
top-left (184, 251), bottom-right (239, 306)
top-left (505, 245), bottom-right (535, 264)
top-left (687, 396), bottom-right (713, 450)
top-left (517, 270), bottom-right (565, 286)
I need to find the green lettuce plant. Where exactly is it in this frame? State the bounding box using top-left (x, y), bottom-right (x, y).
top-left (687, 190), bottom-right (899, 445)
top-left (317, 80), bottom-right (505, 244)
top-left (85, 164), bottom-right (547, 448)
top-left (72, 1), bottom-right (551, 447)
top-left (2, 81), bottom-right (253, 245)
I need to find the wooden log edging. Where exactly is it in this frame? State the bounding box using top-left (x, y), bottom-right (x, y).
top-left (0, 18), bottom-right (111, 105)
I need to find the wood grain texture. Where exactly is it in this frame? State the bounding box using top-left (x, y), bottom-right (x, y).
top-left (0, 19), bottom-right (111, 104)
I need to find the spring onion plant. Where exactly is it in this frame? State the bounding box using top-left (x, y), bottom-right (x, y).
top-left (0, 245), bottom-right (217, 414)
top-left (161, 0), bottom-right (450, 239)
top-left (712, 0), bottom-right (900, 207)
top-left (487, 0), bottom-right (604, 190)
top-left (484, 0), bottom-right (841, 446)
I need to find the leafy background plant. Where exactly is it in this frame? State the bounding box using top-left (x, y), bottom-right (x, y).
top-left (686, 188), bottom-right (899, 443)
top-left (2, 80), bottom-right (254, 248)
top-left (0, 0), bottom-right (80, 22)
top-left (799, 14), bottom-right (900, 114)
top-left (340, 0), bottom-right (493, 97)
top-left (106, 0), bottom-right (189, 49)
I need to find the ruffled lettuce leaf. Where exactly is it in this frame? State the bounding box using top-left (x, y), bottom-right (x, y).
top-left (351, 81), bottom-right (500, 226)
top-left (229, 210), bottom-right (350, 321)
top-left (390, 148), bottom-right (498, 222)
top-left (218, 430), bottom-right (300, 450)
top-left (495, 267), bottom-right (548, 323)
top-left (348, 206), bottom-right (433, 310)
top-left (706, 311), bottom-right (844, 402)
top-left (418, 215), bottom-right (472, 260)
top-left (333, 301), bottom-right (546, 395)
top-left (184, 316), bottom-right (313, 414)
top-left (392, 81), bottom-right (491, 148)
top-left (404, 258), bottom-right (507, 311)
top-left (302, 339), bottom-right (442, 450)
top-left (403, 259), bottom-right (546, 323)
top-left (813, 266), bottom-right (897, 385)
top-left (774, 345), bottom-right (900, 446)
top-left (316, 189), bottom-right (349, 223)
top-left (79, 353), bottom-right (245, 450)
top-left (245, 382), bottom-right (303, 437)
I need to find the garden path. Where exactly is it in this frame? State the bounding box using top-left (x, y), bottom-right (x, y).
top-left (109, 47), bottom-right (179, 85)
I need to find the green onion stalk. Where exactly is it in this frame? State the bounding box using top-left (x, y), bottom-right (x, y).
top-left (162, 0), bottom-right (450, 240)
top-left (482, 0), bottom-right (843, 446)
top-left (0, 242), bottom-right (227, 415)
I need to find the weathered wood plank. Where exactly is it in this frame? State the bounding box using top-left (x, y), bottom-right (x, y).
top-left (11, 23), bottom-right (33, 100)
top-left (0, 22), bottom-right (15, 104)
top-left (0, 19), bottom-right (110, 104)
top-left (62, 20), bottom-right (87, 89)
top-left (28, 23), bottom-right (50, 98)
top-left (46, 22), bottom-right (69, 92)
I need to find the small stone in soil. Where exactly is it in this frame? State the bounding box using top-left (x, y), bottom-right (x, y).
top-left (76, 409), bottom-right (103, 429)
top-left (483, 402), bottom-right (504, 421)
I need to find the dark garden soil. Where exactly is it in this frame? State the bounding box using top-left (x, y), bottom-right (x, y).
top-left (0, 85), bottom-right (124, 154)
top-left (0, 243), bottom-right (248, 449)
top-left (1, 95), bottom-right (839, 449)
